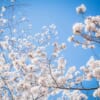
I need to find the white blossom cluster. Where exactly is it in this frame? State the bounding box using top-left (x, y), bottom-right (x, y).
top-left (85, 57), bottom-right (100, 80)
top-left (93, 88), bottom-right (100, 97)
top-left (0, 33), bottom-right (99, 99)
top-left (76, 4), bottom-right (86, 14)
top-left (0, 22), bottom-right (68, 99)
top-left (72, 23), bottom-right (84, 35)
top-left (68, 4), bottom-right (100, 49)
top-left (63, 90), bottom-right (88, 100)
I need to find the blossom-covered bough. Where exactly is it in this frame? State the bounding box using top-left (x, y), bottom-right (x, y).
top-left (68, 4), bottom-right (100, 49)
top-left (0, 1), bottom-right (100, 100)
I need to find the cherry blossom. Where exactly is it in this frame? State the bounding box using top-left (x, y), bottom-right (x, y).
top-left (0, 1), bottom-right (99, 100)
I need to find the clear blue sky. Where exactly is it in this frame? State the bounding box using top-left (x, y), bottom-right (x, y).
top-left (0, 0), bottom-right (100, 99)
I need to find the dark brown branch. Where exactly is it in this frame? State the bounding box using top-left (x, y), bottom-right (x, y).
top-left (81, 33), bottom-right (100, 44)
top-left (55, 86), bottom-right (99, 90)
top-left (48, 59), bottom-right (59, 87)
top-left (42, 85), bottom-right (99, 91)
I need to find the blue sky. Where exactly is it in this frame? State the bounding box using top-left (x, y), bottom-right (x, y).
top-left (0, 0), bottom-right (100, 99)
